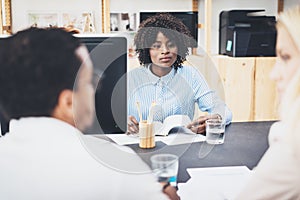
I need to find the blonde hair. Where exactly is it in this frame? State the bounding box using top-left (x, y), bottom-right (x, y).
top-left (277, 6), bottom-right (300, 50)
top-left (278, 5), bottom-right (300, 160)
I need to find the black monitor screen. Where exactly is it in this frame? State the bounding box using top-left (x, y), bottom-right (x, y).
top-left (77, 36), bottom-right (127, 134)
top-left (139, 12), bottom-right (198, 47)
top-left (0, 36), bottom-right (10, 135)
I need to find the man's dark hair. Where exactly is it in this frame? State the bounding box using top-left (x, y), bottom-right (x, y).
top-left (0, 27), bottom-right (82, 120)
top-left (134, 13), bottom-right (192, 70)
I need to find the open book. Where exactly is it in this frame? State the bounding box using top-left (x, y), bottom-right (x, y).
top-left (153, 115), bottom-right (194, 136)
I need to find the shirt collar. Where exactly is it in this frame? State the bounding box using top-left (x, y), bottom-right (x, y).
top-left (146, 64), bottom-right (176, 85)
top-left (8, 117), bottom-right (82, 138)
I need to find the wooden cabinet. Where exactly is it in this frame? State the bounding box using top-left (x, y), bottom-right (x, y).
top-left (216, 56), bottom-right (255, 121)
top-left (186, 55), bottom-right (279, 122)
top-left (215, 56), bottom-right (279, 122)
top-left (254, 57), bottom-right (279, 121)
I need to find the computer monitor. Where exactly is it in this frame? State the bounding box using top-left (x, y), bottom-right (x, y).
top-left (77, 36), bottom-right (127, 134)
top-left (0, 110), bottom-right (9, 136)
top-left (0, 36), bottom-right (10, 135)
top-left (139, 11), bottom-right (198, 47)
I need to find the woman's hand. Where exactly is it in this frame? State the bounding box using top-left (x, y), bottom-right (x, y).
top-left (187, 114), bottom-right (221, 134)
top-left (127, 116), bottom-right (139, 134)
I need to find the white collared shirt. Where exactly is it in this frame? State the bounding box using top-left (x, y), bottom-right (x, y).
top-left (128, 65), bottom-right (232, 124)
top-left (0, 117), bottom-right (168, 200)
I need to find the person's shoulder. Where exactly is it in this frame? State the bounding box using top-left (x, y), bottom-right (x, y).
top-left (80, 135), bottom-right (149, 169)
top-left (268, 121), bottom-right (290, 146)
top-left (129, 65), bottom-right (146, 72)
top-left (177, 65), bottom-right (202, 78)
top-left (0, 132), bottom-right (13, 148)
top-left (178, 65), bottom-right (199, 72)
top-left (128, 66), bottom-right (148, 76)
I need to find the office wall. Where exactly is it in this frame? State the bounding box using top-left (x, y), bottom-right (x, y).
top-left (11, 0), bottom-right (299, 54)
top-left (110, 0), bottom-right (193, 31)
top-left (110, 0), bottom-right (192, 12)
top-left (11, 0), bottom-right (101, 33)
top-left (284, 0), bottom-right (300, 9)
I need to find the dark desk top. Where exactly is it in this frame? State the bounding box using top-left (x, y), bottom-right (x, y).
top-left (128, 121), bottom-right (274, 183)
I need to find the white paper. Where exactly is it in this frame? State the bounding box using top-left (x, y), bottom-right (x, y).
top-left (178, 182), bottom-right (225, 200)
top-left (178, 166), bottom-right (252, 200)
top-left (106, 133), bottom-right (205, 146)
top-left (105, 134), bottom-right (140, 145)
top-left (186, 166), bottom-right (250, 177)
top-left (157, 133), bottom-right (205, 145)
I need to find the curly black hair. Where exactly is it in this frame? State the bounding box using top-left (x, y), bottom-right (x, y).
top-left (0, 27), bottom-right (82, 119)
top-left (134, 13), bottom-right (192, 70)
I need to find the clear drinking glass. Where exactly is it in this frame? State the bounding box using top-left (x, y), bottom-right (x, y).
top-left (205, 119), bottom-right (225, 144)
top-left (150, 154), bottom-right (179, 187)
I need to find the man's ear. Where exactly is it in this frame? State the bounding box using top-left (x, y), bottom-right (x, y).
top-left (51, 89), bottom-right (75, 126)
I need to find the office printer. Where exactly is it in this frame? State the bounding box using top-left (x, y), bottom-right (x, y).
top-left (219, 10), bottom-right (276, 57)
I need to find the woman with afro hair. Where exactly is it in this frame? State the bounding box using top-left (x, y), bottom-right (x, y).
top-left (127, 13), bottom-right (232, 134)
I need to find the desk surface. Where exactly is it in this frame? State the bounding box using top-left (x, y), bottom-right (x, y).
top-left (128, 121), bottom-right (274, 183)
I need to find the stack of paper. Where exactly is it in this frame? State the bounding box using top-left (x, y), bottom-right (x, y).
top-left (178, 166), bottom-right (252, 200)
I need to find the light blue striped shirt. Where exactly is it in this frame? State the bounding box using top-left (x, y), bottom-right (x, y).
top-left (128, 64), bottom-right (232, 124)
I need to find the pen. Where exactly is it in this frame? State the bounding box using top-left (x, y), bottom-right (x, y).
top-left (147, 101), bottom-right (156, 124)
top-left (136, 101), bottom-right (143, 122)
top-left (147, 102), bottom-right (162, 124)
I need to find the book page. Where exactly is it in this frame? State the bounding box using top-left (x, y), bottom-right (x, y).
top-left (154, 115), bottom-right (193, 136)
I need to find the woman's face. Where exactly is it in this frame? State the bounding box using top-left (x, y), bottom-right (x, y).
top-left (149, 32), bottom-right (178, 70)
top-left (270, 26), bottom-right (300, 99)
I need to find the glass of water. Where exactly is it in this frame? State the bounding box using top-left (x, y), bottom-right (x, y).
top-left (150, 154), bottom-right (179, 187)
top-left (205, 119), bottom-right (225, 144)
